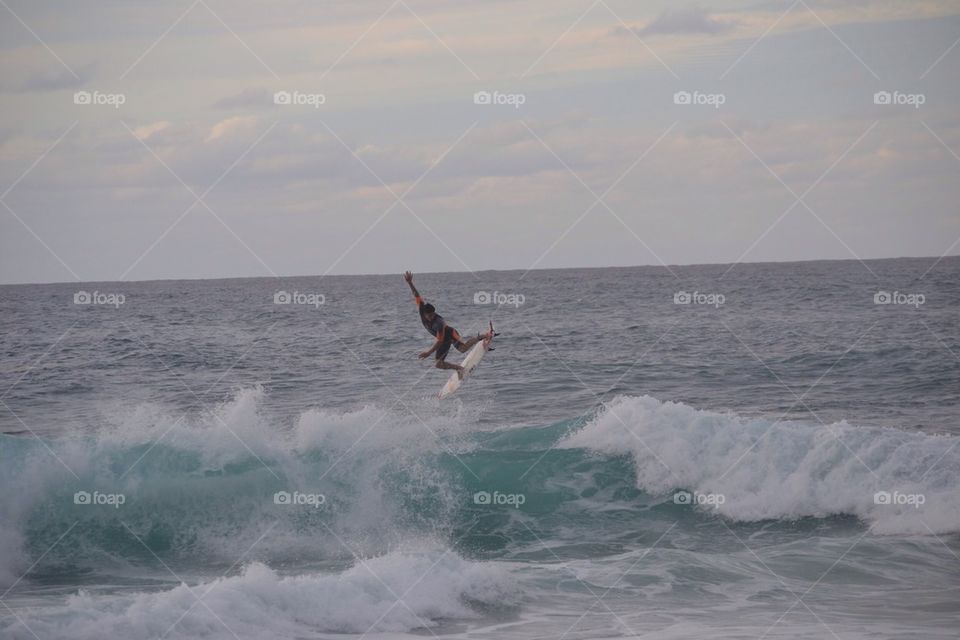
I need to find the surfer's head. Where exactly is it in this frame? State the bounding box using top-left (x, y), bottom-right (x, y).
top-left (423, 303), bottom-right (436, 320)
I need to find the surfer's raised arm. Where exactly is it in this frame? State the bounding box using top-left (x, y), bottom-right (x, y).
top-left (403, 271), bottom-right (421, 304)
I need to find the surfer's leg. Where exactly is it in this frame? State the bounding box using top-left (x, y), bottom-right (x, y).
top-left (453, 328), bottom-right (480, 353)
top-left (435, 328), bottom-right (464, 378)
top-left (453, 329), bottom-right (481, 353)
top-left (435, 329), bottom-right (454, 359)
top-left (435, 358), bottom-right (465, 378)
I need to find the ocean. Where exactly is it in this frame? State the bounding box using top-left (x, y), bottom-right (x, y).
top-left (1, 256), bottom-right (958, 639)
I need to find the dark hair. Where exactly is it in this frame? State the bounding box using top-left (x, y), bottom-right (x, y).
top-left (423, 303), bottom-right (435, 314)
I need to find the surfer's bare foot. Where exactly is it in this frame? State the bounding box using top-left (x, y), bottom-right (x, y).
top-left (456, 366), bottom-right (465, 380)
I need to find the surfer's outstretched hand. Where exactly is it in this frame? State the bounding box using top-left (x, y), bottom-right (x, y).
top-left (403, 271), bottom-right (413, 283)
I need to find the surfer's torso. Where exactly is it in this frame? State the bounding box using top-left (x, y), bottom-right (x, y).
top-left (416, 296), bottom-right (446, 336)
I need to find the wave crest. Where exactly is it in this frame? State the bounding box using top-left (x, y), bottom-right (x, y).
top-left (1, 546), bottom-right (515, 640)
top-left (560, 395), bottom-right (960, 534)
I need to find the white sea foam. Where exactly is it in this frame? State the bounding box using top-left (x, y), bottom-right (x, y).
top-left (559, 395), bottom-right (960, 534)
top-left (0, 546), bottom-right (515, 639)
top-left (0, 388), bottom-right (467, 589)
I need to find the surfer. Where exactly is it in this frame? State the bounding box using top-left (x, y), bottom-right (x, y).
top-left (404, 271), bottom-right (485, 378)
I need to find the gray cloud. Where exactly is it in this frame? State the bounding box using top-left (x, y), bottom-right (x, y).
top-left (213, 88), bottom-right (276, 110)
top-left (14, 64), bottom-right (96, 92)
top-left (622, 6), bottom-right (737, 37)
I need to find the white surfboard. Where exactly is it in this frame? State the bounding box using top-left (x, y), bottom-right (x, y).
top-left (438, 324), bottom-right (495, 399)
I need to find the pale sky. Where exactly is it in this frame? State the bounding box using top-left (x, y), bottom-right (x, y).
top-left (1, 0), bottom-right (958, 284)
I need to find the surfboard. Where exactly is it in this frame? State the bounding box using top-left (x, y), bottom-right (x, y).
top-left (438, 322), bottom-right (495, 399)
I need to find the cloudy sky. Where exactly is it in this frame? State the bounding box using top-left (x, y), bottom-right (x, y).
top-left (1, 0), bottom-right (958, 284)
